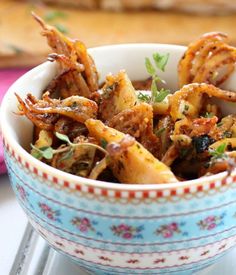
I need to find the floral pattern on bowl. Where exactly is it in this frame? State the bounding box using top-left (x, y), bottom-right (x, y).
top-left (197, 213), bottom-right (226, 231)
top-left (111, 224), bottom-right (144, 239)
top-left (39, 202), bottom-right (62, 223)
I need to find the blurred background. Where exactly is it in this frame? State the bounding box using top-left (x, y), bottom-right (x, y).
top-left (1, 0), bottom-right (236, 69)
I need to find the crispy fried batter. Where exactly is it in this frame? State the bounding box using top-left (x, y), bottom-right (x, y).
top-left (86, 119), bottom-right (178, 184)
top-left (169, 83), bottom-right (236, 121)
top-left (178, 32), bottom-right (236, 88)
top-left (32, 13), bottom-right (99, 98)
top-left (108, 103), bottom-right (160, 157)
top-left (16, 92), bottom-right (98, 131)
top-left (16, 23), bottom-right (236, 183)
top-left (99, 70), bottom-right (137, 121)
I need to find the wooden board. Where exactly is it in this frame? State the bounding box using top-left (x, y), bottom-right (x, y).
top-left (1, 0), bottom-right (236, 67)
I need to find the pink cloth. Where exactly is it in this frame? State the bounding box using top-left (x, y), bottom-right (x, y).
top-left (0, 68), bottom-right (30, 174)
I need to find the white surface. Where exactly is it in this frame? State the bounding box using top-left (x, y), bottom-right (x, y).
top-left (0, 175), bottom-right (28, 275)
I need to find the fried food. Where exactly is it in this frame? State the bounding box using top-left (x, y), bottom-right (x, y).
top-left (16, 16), bottom-right (236, 183)
top-left (178, 32), bottom-right (236, 88)
top-left (32, 12), bottom-right (99, 98)
top-left (16, 92), bottom-right (98, 131)
top-left (85, 119), bottom-right (178, 184)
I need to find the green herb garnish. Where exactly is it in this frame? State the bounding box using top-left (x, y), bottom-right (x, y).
top-left (101, 138), bottom-right (108, 149)
top-left (204, 112), bottom-right (214, 118)
top-left (153, 88), bottom-right (170, 103)
top-left (44, 10), bottom-right (67, 21)
top-left (31, 144), bottom-right (54, 160)
top-left (184, 104), bottom-right (189, 111)
top-left (153, 52), bottom-right (170, 72)
top-left (209, 143), bottom-right (228, 161)
top-left (56, 132), bottom-right (72, 145)
top-left (209, 143), bottom-right (227, 157)
top-left (208, 143), bottom-right (228, 167)
top-left (31, 132), bottom-right (107, 161)
top-left (145, 53), bottom-right (170, 103)
top-left (53, 23), bottom-right (68, 34)
top-left (137, 92), bottom-right (151, 102)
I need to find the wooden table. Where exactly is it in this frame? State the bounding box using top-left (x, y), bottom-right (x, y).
top-left (1, 0), bottom-right (236, 67)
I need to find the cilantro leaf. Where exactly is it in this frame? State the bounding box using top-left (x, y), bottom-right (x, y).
top-left (153, 53), bottom-right (170, 72)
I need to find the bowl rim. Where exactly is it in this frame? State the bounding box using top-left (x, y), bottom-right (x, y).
top-left (1, 43), bottom-right (233, 191)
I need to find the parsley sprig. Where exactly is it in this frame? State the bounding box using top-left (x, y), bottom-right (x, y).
top-left (138, 52), bottom-right (170, 103)
top-left (145, 53), bottom-right (170, 102)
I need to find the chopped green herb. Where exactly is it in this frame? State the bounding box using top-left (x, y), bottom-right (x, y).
top-left (209, 143), bottom-right (227, 159)
top-left (44, 10), bottom-right (67, 22)
top-left (31, 144), bottom-right (54, 160)
top-left (153, 53), bottom-right (170, 72)
top-left (137, 92), bottom-right (151, 102)
top-left (145, 52), bottom-right (170, 103)
top-left (217, 121), bottom-right (223, 127)
top-left (53, 23), bottom-right (68, 34)
top-left (208, 143), bottom-right (228, 167)
top-left (184, 104), bottom-right (189, 111)
top-left (204, 112), bottom-right (214, 118)
top-left (151, 78), bottom-right (158, 94)
top-left (55, 132), bottom-right (72, 145)
top-left (155, 127), bottom-right (165, 137)
top-left (101, 138), bottom-right (108, 149)
top-left (145, 57), bottom-right (156, 75)
top-left (31, 132), bottom-right (108, 173)
top-left (153, 88), bottom-right (170, 102)
top-left (31, 146), bottom-right (43, 159)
